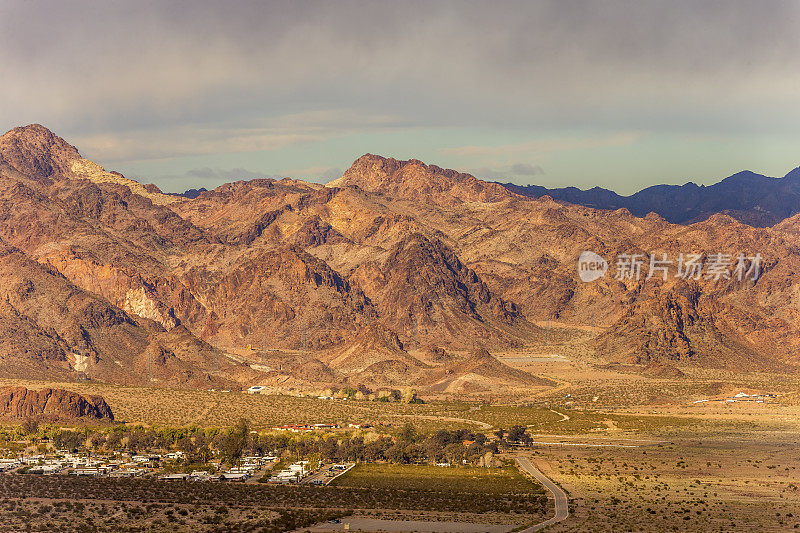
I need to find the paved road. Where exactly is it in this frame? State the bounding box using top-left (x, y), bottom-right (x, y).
top-left (516, 457), bottom-right (569, 532)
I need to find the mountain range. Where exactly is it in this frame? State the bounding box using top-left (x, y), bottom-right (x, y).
top-left (499, 167), bottom-right (800, 227)
top-left (1, 125), bottom-right (798, 397)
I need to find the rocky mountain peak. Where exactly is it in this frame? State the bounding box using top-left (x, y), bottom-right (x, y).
top-left (0, 124), bottom-right (81, 182)
top-left (0, 124), bottom-right (177, 205)
top-left (783, 165), bottom-right (800, 182)
top-left (330, 154), bottom-right (519, 206)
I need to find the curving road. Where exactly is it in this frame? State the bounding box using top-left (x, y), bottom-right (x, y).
top-left (516, 457), bottom-right (569, 532)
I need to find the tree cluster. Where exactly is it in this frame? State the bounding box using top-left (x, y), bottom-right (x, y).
top-left (7, 420), bottom-right (501, 468)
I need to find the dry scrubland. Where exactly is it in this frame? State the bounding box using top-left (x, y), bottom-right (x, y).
top-left (530, 431), bottom-right (800, 532)
top-left (0, 378), bottom-right (488, 431)
top-left (3, 372), bottom-right (800, 531)
top-left (0, 378), bottom-right (746, 440)
top-left (0, 465), bottom-right (547, 532)
top-left (0, 476), bottom-right (347, 532)
top-left (0, 495), bottom-right (340, 533)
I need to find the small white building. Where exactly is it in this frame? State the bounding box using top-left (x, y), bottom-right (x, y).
top-left (160, 473), bottom-right (189, 481)
top-left (72, 468), bottom-right (101, 476)
top-left (221, 472), bottom-right (248, 482)
top-left (111, 468), bottom-right (145, 478)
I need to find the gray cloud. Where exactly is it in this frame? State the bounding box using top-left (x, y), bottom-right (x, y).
top-left (1, 0), bottom-right (799, 179)
top-left (442, 133), bottom-right (644, 157)
top-left (510, 163), bottom-right (545, 177)
top-left (465, 164), bottom-right (546, 182)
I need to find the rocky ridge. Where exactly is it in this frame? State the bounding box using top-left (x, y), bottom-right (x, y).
top-left (0, 124), bottom-right (799, 395)
top-left (0, 387), bottom-right (114, 420)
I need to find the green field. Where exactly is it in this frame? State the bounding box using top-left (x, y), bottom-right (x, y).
top-left (331, 463), bottom-right (544, 495)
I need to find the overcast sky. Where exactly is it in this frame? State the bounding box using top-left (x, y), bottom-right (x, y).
top-left (2, 0), bottom-right (799, 193)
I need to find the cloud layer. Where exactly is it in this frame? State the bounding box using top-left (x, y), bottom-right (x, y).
top-left (2, 1), bottom-right (799, 191)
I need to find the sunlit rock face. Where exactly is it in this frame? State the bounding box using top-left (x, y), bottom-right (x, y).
top-left (0, 124), bottom-right (799, 392)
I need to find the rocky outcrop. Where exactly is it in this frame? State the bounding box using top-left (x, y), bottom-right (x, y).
top-left (0, 387), bottom-right (114, 420)
top-left (292, 216), bottom-right (349, 247)
top-left (0, 124), bottom-right (80, 182)
top-left (123, 287), bottom-right (179, 330)
top-left (351, 233), bottom-right (522, 348)
top-left (420, 347), bottom-right (555, 393)
top-left (329, 154), bottom-right (519, 206)
top-left (323, 322), bottom-right (427, 374)
top-left (590, 281), bottom-right (780, 370)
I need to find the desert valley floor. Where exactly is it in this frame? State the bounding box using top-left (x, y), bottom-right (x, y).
top-left (2, 340), bottom-right (799, 532)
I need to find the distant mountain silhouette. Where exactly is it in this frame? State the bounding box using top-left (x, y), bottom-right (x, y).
top-left (179, 187), bottom-right (208, 199)
top-left (500, 166), bottom-right (800, 227)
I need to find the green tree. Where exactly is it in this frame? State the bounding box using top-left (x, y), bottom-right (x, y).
top-left (21, 417), bottom-right (39, 436)
top-left (223, 418), bottom-right (250, 464)
top-left (507, 425), bottom-right (527, 443)
top-left (399, 422), bottom-right (417, 443)
top-left (53, 430), bottom-right (83, 452)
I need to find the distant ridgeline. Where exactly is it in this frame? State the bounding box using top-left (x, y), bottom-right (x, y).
top-left (500, 166), bottom-right (800, 227)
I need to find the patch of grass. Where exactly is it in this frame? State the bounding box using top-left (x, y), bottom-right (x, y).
top-left (331, 463), bottom-right (544, 495)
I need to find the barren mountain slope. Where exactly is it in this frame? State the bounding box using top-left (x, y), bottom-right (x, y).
top-left (0, 124), bottom-right (176, 204)
top-left (180, 244), bottom-right (378, 350)
top-left (329, 158), bottom-right (800, 369)
top-left (323, 323), bottom-right (423, 372)
top-left (0, 386), bottom-right (114, 421)
top-left (329, 154), bottom-right (519, 207)
top-left (0, 238), bottom-right (247, 387)
top-left (171, 178), bottom-right (532, 352)
top-left (172, 148), bottom-right (800, 369)
top-left (2, 124), bottom-right (799, 389)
